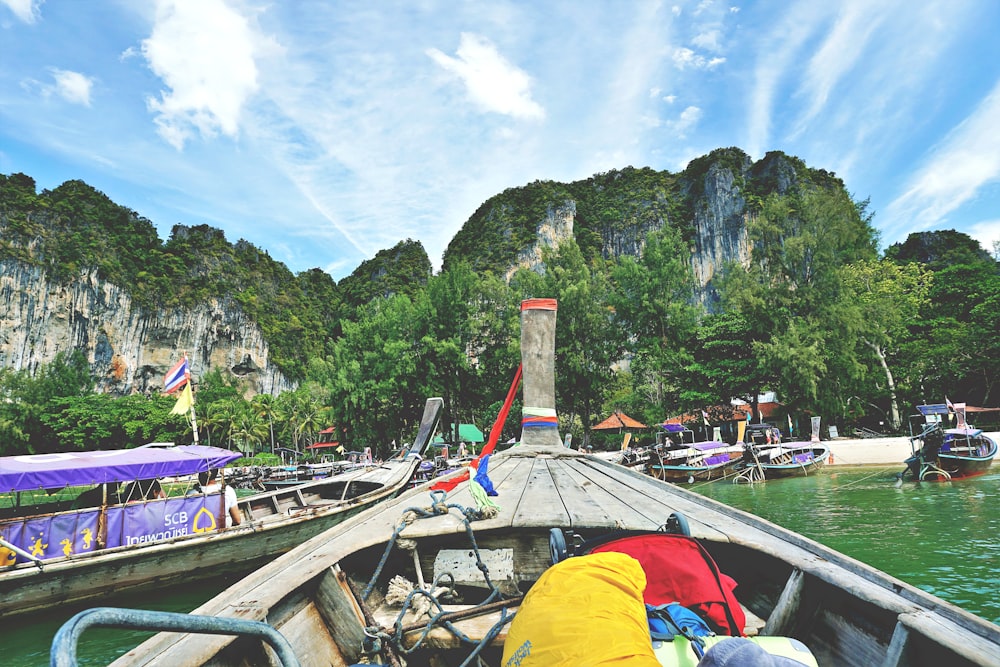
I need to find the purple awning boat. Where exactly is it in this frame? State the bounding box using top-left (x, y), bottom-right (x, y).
top-left (0, 444), bottom-right (241, 492)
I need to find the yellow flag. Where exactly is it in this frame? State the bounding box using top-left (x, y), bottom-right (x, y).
top-left (170, 382), bottom-right (193, 415)
top-left (621, 432), bottom-right (632, 451)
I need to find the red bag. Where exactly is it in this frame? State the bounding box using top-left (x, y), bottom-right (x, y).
top-left (589, 533), bottom-right (746, 636)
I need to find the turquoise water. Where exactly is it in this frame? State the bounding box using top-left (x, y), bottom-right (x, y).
top-left (690, 465), bottom-right (1000, 625)
top-left (2, 573), bottom-right (241, 666)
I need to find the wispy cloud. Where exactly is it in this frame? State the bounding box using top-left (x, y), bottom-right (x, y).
top-left (49, 68), bottom-right (93, 106)
top-left (427, 33), bottom-right (544, 120)
top-left (788, 2), bottom-right (892, 140)
top-left (883, 77), bottom-right (1000, 241)
top-left (745, 3), bottom-right (829, 159)
top-left (141, 0), bottom-right (275, 150)
top-left (671, 47), bottom-right (724, 70)
top-left (1, 0), bottom-right (40, 24)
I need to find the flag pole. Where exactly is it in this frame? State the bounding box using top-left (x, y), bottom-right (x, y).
top-left (189, 378), bottom-right (199, 445)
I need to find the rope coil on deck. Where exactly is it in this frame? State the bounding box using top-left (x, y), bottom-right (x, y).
top-left (359, 490), bottom-right (518, 666)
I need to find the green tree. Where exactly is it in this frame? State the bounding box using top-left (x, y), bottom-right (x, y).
top-left (842, 259), bottom-right (932, 429)
top-left (719, 189), bottom-right (877, 423)
top-left (611, 225), bottom-right (701, 424)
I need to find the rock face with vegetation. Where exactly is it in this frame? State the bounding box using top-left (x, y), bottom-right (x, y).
top-left (443, 147), bottom-right (836, 305)
top-left (0, 259), bottom-right (289, 396)
top-left (1, 149), bottom-right (997, 457)
top-left (0, 175), bottom-right (310, 396)
top-left (0, 148), bottom-right (850, 394)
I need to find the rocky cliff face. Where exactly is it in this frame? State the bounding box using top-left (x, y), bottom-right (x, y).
top-left (688, 160), bottom-right (753, 304)
top-left (504, 201), bottom-right (577, 281)
top-left (0, 260), bottom-right (293, 396)
top-left (506, 157), bottom-right (762, 304)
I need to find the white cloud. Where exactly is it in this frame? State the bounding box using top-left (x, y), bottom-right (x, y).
top-left (789, 2), bottom-right (891, 139)
top-left (50, 68), bottom-right (93, 106)
top-left (745, 3), bottom-right (829, 159)
top-left (667, 105), bottom-right (703, 138)
top-left (1, 0), bottom-right (40, 24)
top-left (884, 78), bottom-right (1000, 239)
top-left (426, 32), bottom-right (545, 120)
top-left (672, 47), bottom-right (725, 70)
top-left (968, 219), bottom-right (1000, 257)
top-left (141, 0), bottom-right (272, 150)
top-left (691, 29), bottom-right (722, 52)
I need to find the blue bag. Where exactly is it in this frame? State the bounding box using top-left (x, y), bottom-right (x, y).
top-left (647, 602), bottom-right (714, 641)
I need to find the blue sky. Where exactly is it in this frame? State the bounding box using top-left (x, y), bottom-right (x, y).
top-left (2, 0), bottom-right (999, 280)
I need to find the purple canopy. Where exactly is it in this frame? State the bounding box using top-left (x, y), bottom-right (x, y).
top-left (0, 444), bottom-right (242, 493)
top-left (690, 441), bottom-right (729, 451)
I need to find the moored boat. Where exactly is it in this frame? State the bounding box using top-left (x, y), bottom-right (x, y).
top-left (1, 398), bottom-right (442, 620)
top-left (733, 441), bottom-right (830, 482)
top-left (56, 300), bottom-right (1000, 667)
top-left (647, 425), bottom-right (744, 483)
top-left (899, 402), bottom-right (998, 482)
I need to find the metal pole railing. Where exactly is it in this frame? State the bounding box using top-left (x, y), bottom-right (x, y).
top-left (50, 607), bottom-right (300, 667)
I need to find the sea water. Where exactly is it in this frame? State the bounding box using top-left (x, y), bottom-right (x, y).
top-left (2, 573), bottom-right (242, 666)
top-left (690, 465), bottom-right (1000, 624)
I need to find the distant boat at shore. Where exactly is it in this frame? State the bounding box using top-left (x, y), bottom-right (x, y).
top-left (899, 402), bottom-right (998, 482)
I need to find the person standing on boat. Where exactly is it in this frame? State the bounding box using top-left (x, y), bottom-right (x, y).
top-left (197, 468), bottom-right (242, 528)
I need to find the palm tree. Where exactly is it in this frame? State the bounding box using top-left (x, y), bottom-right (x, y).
top-left (251, 394), bottom-right (281, 454)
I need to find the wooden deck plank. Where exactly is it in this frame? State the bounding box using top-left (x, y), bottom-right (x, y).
top-left (511, 457), bottom-right (571, 527)
top-left (548, 459), bottom-right (641, 528)
top-left (578, 459), bottom-right (732, 540)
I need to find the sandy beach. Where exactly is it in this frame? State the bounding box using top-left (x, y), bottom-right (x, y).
top-left (825, 431), bottom-right (1000, 466)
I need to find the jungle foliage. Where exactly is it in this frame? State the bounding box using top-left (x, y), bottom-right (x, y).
top-left (1, 153), bottom-right (998, 458)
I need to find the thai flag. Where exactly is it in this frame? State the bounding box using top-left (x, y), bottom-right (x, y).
top-left (163, 358), bottom-right (190, 394)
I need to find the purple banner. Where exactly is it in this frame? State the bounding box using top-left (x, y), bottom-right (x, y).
top-left (117, 495), bottom-right (224, 546)
top-left (0, 493), bottom-right (227, 565)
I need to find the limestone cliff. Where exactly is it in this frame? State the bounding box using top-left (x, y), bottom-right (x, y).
top-left (0, 260), bottom-right (293, 396)
top-left (446, 148), bottom-right (835, 307)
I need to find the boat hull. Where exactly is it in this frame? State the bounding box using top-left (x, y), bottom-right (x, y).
top-left (736, 444), bottom-right (830, 481)
top-left (902, 433), bottom-right (997, 482)
top-left (0, 458), bottom-right (418, 619)
top-left (647, 457), bottom-right (741, 482)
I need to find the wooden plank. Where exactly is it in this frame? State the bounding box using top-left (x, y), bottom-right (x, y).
top-left (577, 459), bottom-right (732, 540)
top-left (271, 602), bottom-right (348, 667)
top-left (762, 567), bottom-right (805, 636)
top-left (880, 621), bottom-right (908, 667)
top-left (511, 457), bottom-right (571, 527)
top-left (551, 459), bottom-right (644, 528)
top-left (314, 565), bottom-right (367, 664)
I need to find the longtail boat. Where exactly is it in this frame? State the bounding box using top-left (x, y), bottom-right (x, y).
top-left (1, 397), bottom-right (441, 620)
top-left (55, 300), bottom-right (1000, 667)
top-left (898, 402), bottom-right (998, 482)
top-left (732, 441), bottom-right (831, 482)
top-left (647, 425), bottom-right (743, 483)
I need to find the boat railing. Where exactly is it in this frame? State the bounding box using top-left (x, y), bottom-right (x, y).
top-left (50, 607), bottom-right (301, 667)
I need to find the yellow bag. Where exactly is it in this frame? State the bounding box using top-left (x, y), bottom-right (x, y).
top-left (502, 552), bottom-right (660, 667)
